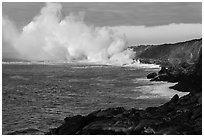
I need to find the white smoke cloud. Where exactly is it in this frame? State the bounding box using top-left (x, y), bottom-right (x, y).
top-left (2, 16), bottom-right (19, 44)
top-left (2, 3), bottom-right (201, 65)
top-left (2, 3), bottom-right (134, 65)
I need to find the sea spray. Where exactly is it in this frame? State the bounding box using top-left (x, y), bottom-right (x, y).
top-left (3, 3), bottom-right (136, 66)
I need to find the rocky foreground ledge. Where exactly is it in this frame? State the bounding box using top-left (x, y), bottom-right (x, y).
top-left (46, 91), bottom-right (201, 135)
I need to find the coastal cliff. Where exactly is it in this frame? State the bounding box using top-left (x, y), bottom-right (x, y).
top-left (130, 38), bottom-right (202, 66)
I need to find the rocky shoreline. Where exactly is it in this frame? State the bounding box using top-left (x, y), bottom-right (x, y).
top-left (46, 71), bottom-right (201, 134)
top-left (46, 45), bottom-right (202, 135)
top-left (46, 92), bottom-right (201, 135)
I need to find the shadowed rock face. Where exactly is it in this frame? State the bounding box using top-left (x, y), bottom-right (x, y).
top-left (46, 92), bottom-right (201, 135)
top-left (149, 49), bottom-right (202, 93)
top-left (147, 72), bottom-right (157, 79)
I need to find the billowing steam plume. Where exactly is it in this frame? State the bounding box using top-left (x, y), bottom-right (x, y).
top-left (3, 3), bottom-right (135, 65)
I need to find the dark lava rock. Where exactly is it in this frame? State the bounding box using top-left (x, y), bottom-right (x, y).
top-left (54, 115), bottom-right (85, 135)
top-left (46, 92), bottom-right (202, 135)
top-left (169, 94), bottom-right (179, 103)
top-left (158, 67), bottom-right (168, 75)
top-left (151, 49), bottom-right (202, 91)
top-left (147, 72), bottom-right (157, 79)
top-left (150, 74), bottom-right (176, 82)
top-left (7, 128), bottom-right (43, 135)
top-left (148, 66), bottom-right (177, 82)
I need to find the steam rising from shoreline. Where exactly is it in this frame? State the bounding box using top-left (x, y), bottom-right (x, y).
top-left (3, 3), bottom-right (201, 66)
top-left (3, 3), bottom-right (135, 65)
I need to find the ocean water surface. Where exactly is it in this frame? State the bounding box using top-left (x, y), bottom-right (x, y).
top-left (2, 63), bottom-right (188, 134)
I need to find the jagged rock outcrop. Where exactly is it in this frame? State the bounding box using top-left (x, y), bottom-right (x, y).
top-left (149, 48), bottom-right (202, 92)
top-left (147, 72), bottom-right (157, 79)
top-left (46, 92), bottom-right (202, 135)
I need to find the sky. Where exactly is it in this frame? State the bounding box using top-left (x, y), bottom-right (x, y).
top-left (2, 2), bottom-right (202, 60)
top-left (2, 2), bottom-right (202, 27)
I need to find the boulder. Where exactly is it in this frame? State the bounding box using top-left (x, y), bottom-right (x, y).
top-left (147, 72), bottom-right (157, 79)
top-left (158, 67), bottom-right (168, 74)
top-left (169, 94), bottom-right (179, 103)
top-left (52, 115), bottom-right (86, 135)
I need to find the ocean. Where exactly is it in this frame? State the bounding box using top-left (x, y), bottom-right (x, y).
top-left (2, 63), bottom-right (188, 134)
